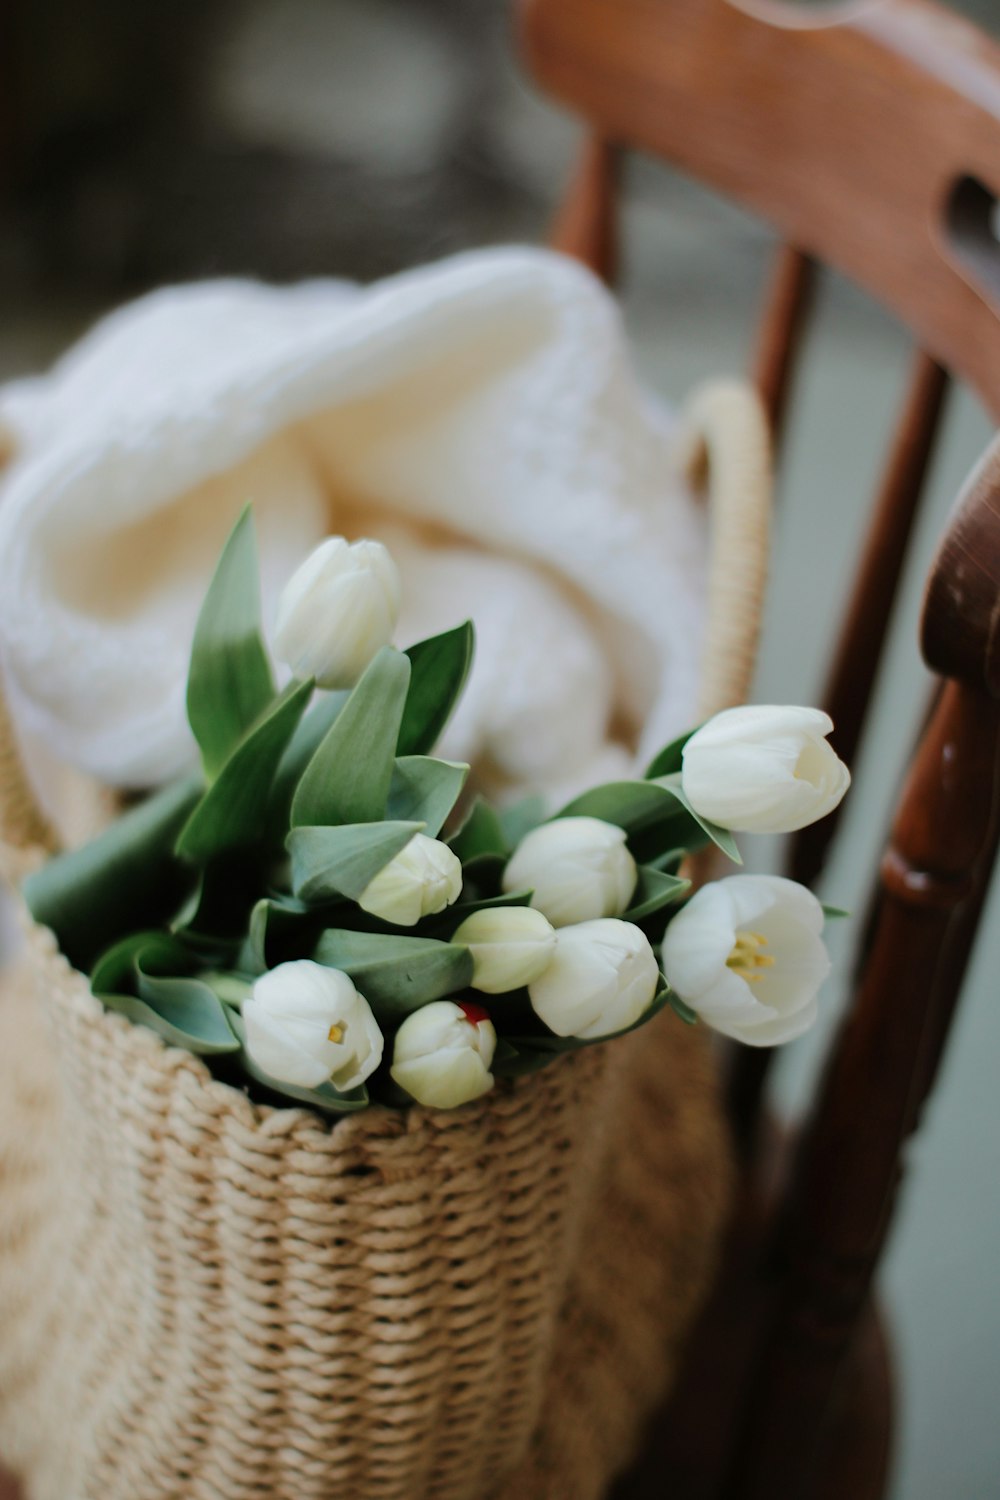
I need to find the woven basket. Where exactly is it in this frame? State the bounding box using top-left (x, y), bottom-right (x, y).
top-left (0, 378), bottom-right (770, 1500)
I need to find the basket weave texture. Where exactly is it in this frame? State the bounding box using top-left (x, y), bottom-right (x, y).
top-left (0, 921), bottom-right (728, 1500)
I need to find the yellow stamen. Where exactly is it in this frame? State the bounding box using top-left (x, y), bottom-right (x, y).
top-left (327, 1023), bottom-right (345, 1044)
top-left (726, 930), bottom-right (776, 983)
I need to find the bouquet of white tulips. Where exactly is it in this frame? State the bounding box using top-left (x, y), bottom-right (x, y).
top-left (24, 509), bottom-right (850, 1115)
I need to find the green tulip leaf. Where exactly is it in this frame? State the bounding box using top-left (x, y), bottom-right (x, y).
top-left (134, 965), bottom-right (242, 1054)
top-left (651, 775), bottom-right (743, 865)
top-left (228, 1010), bottom-right (370, 1114)
top-left (244, 895), bottom-right (316, 972)
top-left (821, 904), bottom-right (851, 921)
top-left (623, 866), bottom-right (691, 921)
top-left (558, 776), bottom-right (742, 865)
top-left (186, 507), bottom-right (275, 780)
top-left (648, 847), bottom-right (687, 875)
top-left (266, 688), bottom-right (349, 836)
top-left (448, 796), bottom-right (508, 861)
top-left (668, 993), bottom-right (699, 1026)
top-left (176, 677), bottom-right (314, 863)
top-left (387, 756), bottom-right (469, 837)
top-left (498, 795), bottom-right (546, 849)
top-left (174, 851), bottom-right (269, 945)
top-left (457, 851), bottom-right (506, 897)
top-left (555, 779), bottom-right (691, 835)
top-left (291, 647), bottom-right (411, 827)
top-left (288, 820), bottom-right (424, 902)
top-left (23, 773), bottom-right (202, 973)
top-left (422, 889), bottom-right (534, 935)
top-left (313, 928), bottom-right (472, 1019)
top-left (398, 621), bottom-right (474, 757)
top-left (643, 726), bottom-right (699, 780)
top-left (91, 929), bottom-right (195, 995)
top-left (99, 989), bottom-right (238, 1055)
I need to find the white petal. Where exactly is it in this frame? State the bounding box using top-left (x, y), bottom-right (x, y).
top-left (242, 1001), bottom-right (332, 1088)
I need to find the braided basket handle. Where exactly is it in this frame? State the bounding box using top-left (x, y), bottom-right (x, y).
top-left (678, 378), bottom-right (772, 720)
top-left (0, 380), bottom-right (771, 858)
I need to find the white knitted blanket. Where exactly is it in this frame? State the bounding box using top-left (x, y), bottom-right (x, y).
top-left (0, 247), bottom-right (707, 803)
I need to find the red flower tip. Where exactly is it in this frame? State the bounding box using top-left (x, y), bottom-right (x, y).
top-left (458, 1000), bottom-right (491, 1026)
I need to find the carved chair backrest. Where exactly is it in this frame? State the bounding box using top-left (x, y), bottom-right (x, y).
top-left (518, 2), bottom-right (1000, 1495)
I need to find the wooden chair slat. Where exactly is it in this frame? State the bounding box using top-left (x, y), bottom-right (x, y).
top-left (791, 350), bottom-right (951, 890)
top-left (519, 0), bottom-right (1000, 418)
top-left (751, 244), bottom-right (815, 445)
top-left (549, 133), bottom-right (620, 282)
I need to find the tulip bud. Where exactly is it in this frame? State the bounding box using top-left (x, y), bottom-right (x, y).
top-left (390, 999), bottom-right (497, 1109)
top-left (528, 918), bottom-right (659, 1039)
top-left (452, 906), bottom-right (556, 994)
top-left (242, 959), bottom-right (383, 1091)
top-left (680, 705), bottom-right (850, 834)
top-left (661, 874), bottom-right (829, 1046)
top-left (274, 536), bottom-right (401, 689)
top-left (358, 833), bottom-right (463, 926)
top-left (501, 816), bottom-right (637, 927)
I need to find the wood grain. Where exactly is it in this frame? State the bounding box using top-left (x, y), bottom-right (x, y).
top-left (520, 0), bottom-right (1000, 418)
top-left (792, 350), bottom-right (950, 889)
top-left (549, 133), bottom-right (620, 282)
top-left (751, 244), bottom-right (816, 445)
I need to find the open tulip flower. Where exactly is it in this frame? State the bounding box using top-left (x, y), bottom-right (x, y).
top-left (661, 875), bottom-right (830, 1046)
top-left (243, 961), bottom-right (384, 1091)
top-left (680, 704), bottom-right (850, 834)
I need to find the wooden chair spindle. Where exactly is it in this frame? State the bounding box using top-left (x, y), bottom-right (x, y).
top-left (751, 244), bottom-right (816, 448)
top-left (549, 133), bottom-right (620, 283)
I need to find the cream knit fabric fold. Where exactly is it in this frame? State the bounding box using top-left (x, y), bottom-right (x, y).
top-left (0, 249), bottom-right (707, 801)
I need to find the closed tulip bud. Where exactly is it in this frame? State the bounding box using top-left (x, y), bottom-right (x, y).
top-left (452, 906), bottom-right (556, 994)
top-left (274, 536), bottom-right (401, 689)
top-left (242, 960), bottom-right (383, 1091)
top-left (528, 918), bottom-right (659, 1039)
top-left (501, 816), bottom-right (637, 927)
top-left (661, 874), bottom-right (829, 1046)
top-left (680, 705), bottom-right (850, 834)
top-left (390, 999), bottom-right (497, 1109)
top-left (358, 833), bottom-right (463, 926)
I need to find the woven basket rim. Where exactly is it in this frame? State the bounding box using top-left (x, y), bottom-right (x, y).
top-left (25, 905), bottom-right (595, 1151)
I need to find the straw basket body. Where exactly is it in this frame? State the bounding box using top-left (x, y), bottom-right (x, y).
top-left (0, 919), bottom-right (729, 1500)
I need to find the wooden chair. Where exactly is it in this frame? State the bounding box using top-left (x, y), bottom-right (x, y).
top-left (516, 0), bottom-right (1000, 1496)
top-left (1, 6), bottom-right (996, 1499)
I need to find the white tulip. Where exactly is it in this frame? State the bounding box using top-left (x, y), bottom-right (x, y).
top-left (661, 874), bottom-right (829, 1046)
top-left (243, 960), bottom-right (384, 1091)
top-left (274, 535), bottom-right (401, 689)
top-left (390, 999), bottom-right (497, 1109)
top-left (452, 906), bottom-right (556, 994)
top-left (680, 705), bottom-right (850, 834)
top-left (502, 816), bottom-right (637, 927)
top-left (358, 833), bottom-right (463, 926)
top-left (528, 918), bottom-right (660, 1040)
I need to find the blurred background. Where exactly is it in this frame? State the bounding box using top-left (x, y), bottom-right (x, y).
top-left (1, 1), bottom-right (998, 1494)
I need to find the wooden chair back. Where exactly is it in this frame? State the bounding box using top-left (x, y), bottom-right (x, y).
top-left (517, 2), bottom-right (1000, 1497)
